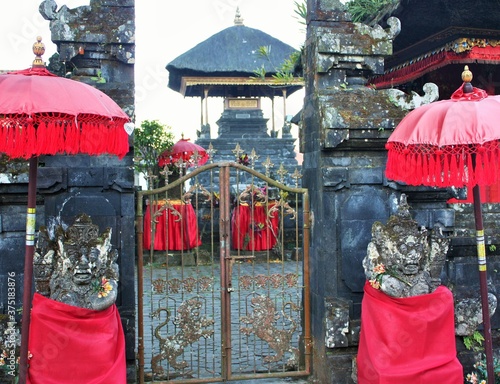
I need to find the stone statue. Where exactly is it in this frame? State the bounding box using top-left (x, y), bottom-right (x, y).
top-left (385, 82), bottom-right (440, 110)
top-left (362, 194), bottom-right (497, 336)
top-left (34, 214), bottom-right (119, 311)
top-left (363, 194), bottom-right (449, 297)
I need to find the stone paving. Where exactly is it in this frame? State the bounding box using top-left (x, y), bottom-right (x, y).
top-left (136, 256), bottom-right (307, 383)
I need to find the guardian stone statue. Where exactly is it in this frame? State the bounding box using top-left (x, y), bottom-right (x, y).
top-left (34, 214), bottom-right (119, 310)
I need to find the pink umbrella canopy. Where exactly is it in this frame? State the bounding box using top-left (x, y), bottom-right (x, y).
top-left (158, 137), bottom-right (209, 167)
top-left (0, 66), bottom-right (130, 159)
top-left (386, 75), bottom-right (500, 188)
top-left (385, 66), bottom-right (499, 383)
top-left (0, 37), bottom-right (130, 384)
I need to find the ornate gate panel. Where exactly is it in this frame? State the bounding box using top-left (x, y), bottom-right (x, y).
top-left (136, 161), bottom-right (310, 383)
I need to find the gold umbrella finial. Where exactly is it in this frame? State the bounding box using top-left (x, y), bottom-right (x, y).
top-left (32, 36), bottom-right (46, 68)
top-left (462, 65), bottom-right (473, 93)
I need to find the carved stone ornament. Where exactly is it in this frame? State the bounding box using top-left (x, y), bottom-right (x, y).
top-left (362, 194), bottom-right (497, 336)
top-left (34, 213), bottom-right (119, 311)
top-left (363, 194), bottom-right (449, 297)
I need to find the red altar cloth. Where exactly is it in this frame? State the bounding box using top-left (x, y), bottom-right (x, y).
top-left (27, 293), bottom-right (126, 384)
top-left (143, 200), bottom-right (201, 251)
top-left (231, 202), bottom-right (279, 251)
top-left (357, 282), bottom-right (463, 384)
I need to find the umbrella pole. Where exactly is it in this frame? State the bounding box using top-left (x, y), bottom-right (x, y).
top-left (19, 156), bottom-right (38, 384)
top-left (472, 184), bottom-right (495, 384)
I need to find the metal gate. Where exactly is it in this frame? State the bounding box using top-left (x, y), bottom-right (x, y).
top-left (136, 161), bottom-right (311, 383)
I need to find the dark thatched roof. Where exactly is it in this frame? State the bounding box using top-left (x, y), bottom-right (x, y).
top-left (166, 24), bottom-right (302, 98)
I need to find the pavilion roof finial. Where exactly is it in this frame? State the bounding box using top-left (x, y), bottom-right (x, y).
top-left (234, 7), bottom-right (244, 26)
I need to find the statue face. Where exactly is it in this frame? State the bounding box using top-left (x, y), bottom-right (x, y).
top-left (55, 214), bottom-right (116, 286)
top-left (35, 214), bottom-right (119, 310)
top-left (64, 243), bottom-right (102, 285)
top-left (392, 235), bottom-right (425, 275)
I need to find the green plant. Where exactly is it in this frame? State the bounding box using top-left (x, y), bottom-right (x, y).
top-left (133, 120), bottom-right (175, 189)
top-left (252, 46), bottom-right (302, 84)
top-left (90, 69), bottom-right (106, 84)
top-left (251, 1), bottom-right (305, 85)
top-left (293, 0), bottom-right (306, 26)
top-left (346, 0), bottom-right (398, 24)
top-left (465, 354), bottom-right (500, 383)
top-left (489, 244), bottom-right (497, 252)
top-left (464, 330), bottom-right (485, 352)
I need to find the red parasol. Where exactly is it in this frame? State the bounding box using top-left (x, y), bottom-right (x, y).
top-left (158, 136), bottom-right (208, 167)
top-left (385, 66), bottom-right (497, 383)
top-left (0, 38), bottom-right (130, 383)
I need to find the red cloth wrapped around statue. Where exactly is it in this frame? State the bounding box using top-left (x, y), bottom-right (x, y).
top-left (27, 293), bottom-right (126, 384)
top-left (357, 281), bottom-right (463, 384)
top-left (231, 202), bottom-right (279, 251)
top-left (143, 200), bottom-right (201, 251)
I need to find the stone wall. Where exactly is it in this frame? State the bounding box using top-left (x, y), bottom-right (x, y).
top-left (0, 0), bottom-right (136, 381)
top-left (302, 1), bottom-right (458, 382)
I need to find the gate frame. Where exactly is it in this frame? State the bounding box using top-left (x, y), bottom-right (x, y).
top-left (135, 162), bottom-right (312, 383)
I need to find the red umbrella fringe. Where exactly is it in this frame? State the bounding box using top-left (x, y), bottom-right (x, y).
top-left (385, 141), bottom-right (499, 187)
top-left (0, 115), bottom-right (129, 159)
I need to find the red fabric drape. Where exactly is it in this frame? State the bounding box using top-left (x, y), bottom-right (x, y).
top-left (143, 200), bottom-right (201, 251)
top-left (27, 293), bottom-right (126, 384)
top-left (231, 202), bottom-right (279, 251)
top-left (357, 282), bottom-right (463, 384)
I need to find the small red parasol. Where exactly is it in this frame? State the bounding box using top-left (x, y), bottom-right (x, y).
top-left (385, 66), bottom-right (498, 383)
top-left (0, 37), bottom-right (130, 384)
top-left (158, 136), bottom-right (209, 167)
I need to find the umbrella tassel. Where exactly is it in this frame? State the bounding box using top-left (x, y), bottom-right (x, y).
top-left (407, 152), bottom-right (414, 184)
top-left (114, 124), bottom-right (129, 159)
top-left (0, 123), bottom-right (6, 154)
top-left (475, 148), bottom-right (486, 186)
top-left (458, 151), bottom-right (466, 186)
top-left (467, 152), bottom-right (475, 187)
top-left (43, 122), bottom-right (58, 155)
top-left (400, 153), bottom-right (413, 180)
top-left (428, 153), bottom-right (436, 185)
top-left (422, 153), bottom-right (429, 185)
top-left (442, 154), bottom-right (450, 186)
top-left (35, 121), bottom-right (46, 156)
top-left (407, 151), bottom-right (416, 184)
top-left (12, 124), bottom-right (26, 159)
top-left (56, 122), bottom-right (66, 155)
top-left (46, 122), bottom-right (56, 155)
top-left (25, 121), bottom-right (37, 159)
top-left (386, 150), bottom-right (396, 180)
top-left (80, 122), bottom-right (97, 155)
top-left (493, 145), bottom-right (500, 183)
top-left (107, 124), bottom-right (117, 154)
top-left (2, 124), bottom-right (13, 155)
top-left (485, 147), bottom-right (495, 186)
top-left (449, 153), bottom-right (459, 186)
top-left (64, 121), bottom-right (80, 155)
top-left (96, 123), bottom-right (105, 154)
top-left (99, 124), bottom-right (110, 153)
top-left (101, 123), bottom-right (111, 154)
top-left (79, 122), bottom-right (89, 154)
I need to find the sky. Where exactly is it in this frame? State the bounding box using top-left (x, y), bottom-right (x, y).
top-left (0, 0), bottom-right (306, 143)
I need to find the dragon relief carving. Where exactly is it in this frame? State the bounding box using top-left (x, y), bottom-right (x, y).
top-left (240, 295), bottom-right (300, 367)
top-left (151, 297), bottom-right (214, 374)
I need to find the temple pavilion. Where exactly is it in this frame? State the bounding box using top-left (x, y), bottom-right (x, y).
top-left (165, 9), bottom-right (304, 183)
